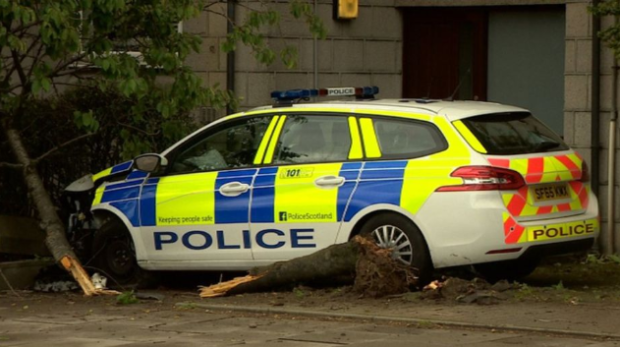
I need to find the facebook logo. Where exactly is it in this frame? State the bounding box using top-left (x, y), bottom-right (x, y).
top-left (279, 211), bottom-right (287, 221)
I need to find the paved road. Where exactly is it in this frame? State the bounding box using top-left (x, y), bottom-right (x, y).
top-left (1, 297), bottom-right (619, 347)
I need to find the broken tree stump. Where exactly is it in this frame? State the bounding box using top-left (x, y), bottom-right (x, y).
top-left (199, 236), bottom-right (417, 298)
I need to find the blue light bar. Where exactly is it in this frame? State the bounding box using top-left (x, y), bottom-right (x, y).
top-left (271, 86), bottom-right (379, 102)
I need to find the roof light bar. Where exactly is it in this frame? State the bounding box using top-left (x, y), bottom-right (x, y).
top-left (271, 86), bottom-right (379, 102)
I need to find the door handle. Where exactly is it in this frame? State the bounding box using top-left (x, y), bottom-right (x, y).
top-left (314, 175), bottom-right (345, 188)
top-left (219, 182), bottom-right (250, 197)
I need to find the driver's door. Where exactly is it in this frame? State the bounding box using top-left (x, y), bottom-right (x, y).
top-left (138, 116), bottom-right (273, 268)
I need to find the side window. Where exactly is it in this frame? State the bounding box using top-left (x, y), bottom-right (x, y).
top-left (168, 117), bottom-right (271, 174)
top-left (273, 115), bottom-right (351, 164)
top-left (373, 118), bottom-right (447, 159)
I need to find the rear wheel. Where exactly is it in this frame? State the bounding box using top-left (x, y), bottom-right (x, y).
top-left (359, 213), bottom-right (433, 286)
top-left (474, 257), bottom-right (540, 283)
top-left (92, 218), bottom-right (159, 289)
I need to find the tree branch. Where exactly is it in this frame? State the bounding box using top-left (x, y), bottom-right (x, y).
top-left (10, 50), bottom-right (28, 86)
top-left (32, 133), bottom-right (96, 164)
top-left (0, 162), bottom-right (23, 170)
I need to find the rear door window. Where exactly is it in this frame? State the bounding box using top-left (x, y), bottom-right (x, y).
top-left (462, 112), bottom-right (569, 155)
top-left (273, 115), bottom-right (352, 164)
top-left (372, 118), bottom-right (447, 159)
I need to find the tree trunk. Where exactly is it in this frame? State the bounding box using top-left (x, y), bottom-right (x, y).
top-left (200, 236), bottom-right (417, 298)
top-left (3, 127), bottom-right (109, 296)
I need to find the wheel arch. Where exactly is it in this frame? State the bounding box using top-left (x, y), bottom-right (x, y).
top-left (343, 205), bottom-right (434, 262)
top-left (91, 205), bottom-right (147, 261)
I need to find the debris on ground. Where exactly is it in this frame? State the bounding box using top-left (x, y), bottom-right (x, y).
top-left (135, 292), bottom-right (166, 301)
top-left (422, 277), bottom-right (515, 305)
top-left (33, 280), bottom-right (79, 292)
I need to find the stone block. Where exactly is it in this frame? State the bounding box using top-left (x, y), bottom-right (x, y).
top-left (566, 2), bottom-right (591, 38)
top-left (275, 72), bottom-right (312, 90)
top-left (600, 74), bottom-right (613, 112)
top-left (565, 39), bottom-right (576, 73)
top-left (597, 111), bottom-right (611, 149)
top-left (236, 43), bottom-right (259, 71)
top-left (334, 40), bottom-right (364, 72)
top-left (219, 38), bottom-right (229, 71)
top-left (300, 39), bottom-right (334, 72)
top-left (601, 44), bottom-right (616, 76)
top-left (596, 183), bottom-right (620, 221)
top-left (395, 41), bottom-right (403, 74)
top-left (318, 3), bottom-right (342, 38)
top-left (574, 111), bottom-right (593, 146)
top-left (565, 74), bottom-right (589, 110)
top-left (576, 39), bottom-right (592, 73)
top-left (264, 38), bottom-right (301, 72)
top-left (371, 7), bottom-right (402, 40)
top-left (364, 41), bottom-right (397, 72)
top-left (208, 71), bottom-right (227, 89)
top-left (318, 73), bottom-right (342, 88)
top-left (185, 38), bottom-right (220, 73)
top-left (371, 74), bottom-right (402, 98)
top-left (247, 73), bottom-right (275, 107)
top-left (0, 216), bottom-right (49, 256)
top-left (183, 11), bottom-right (208, 35)
top-left (341, 6), bottom-right (376, 38)
top-left (341, 73), bottom-right (372, 87)
top-left (362, 0), bottom-right (396, 6)
top-left (235, 73), bottom-right (249, 106)
top-left (563, 111), bottom-right (575, 145)
top-left (208, 2), bottom-right (228, 37)
top-left (0, 260), bottom-right (55, 290)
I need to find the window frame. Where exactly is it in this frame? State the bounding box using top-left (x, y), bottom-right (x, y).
top-left (264, 113), bottom-right (358, 166)
top-left (358, 115), bottom-right (449, 160)
top-left (161, 115), bottom-right (274, 176)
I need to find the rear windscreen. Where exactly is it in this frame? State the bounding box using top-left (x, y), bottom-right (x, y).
top-left (462, 112), bottom-right (569, 155)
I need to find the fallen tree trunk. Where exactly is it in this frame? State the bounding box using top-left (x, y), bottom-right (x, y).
top-left (4, 127), bottom-right (117, 296)
top-left (200, 236), bottom-right (417, 298)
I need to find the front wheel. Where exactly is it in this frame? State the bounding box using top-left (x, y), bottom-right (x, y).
top-left (91, 218), bottom-right (159, 289)
top-left (358, 213), bottom-right (433, 285)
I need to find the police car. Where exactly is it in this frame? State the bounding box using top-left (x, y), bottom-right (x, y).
top-left (65, 86), bottom-right (599, 286)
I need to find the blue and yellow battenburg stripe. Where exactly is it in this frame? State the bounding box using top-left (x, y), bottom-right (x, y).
top-left (91, 110), bottom-right (469, 228)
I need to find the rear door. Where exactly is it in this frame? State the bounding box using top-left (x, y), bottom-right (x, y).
top-left (454, 112), bottom-right (589, 223)
top-left (250, 114), bottom-right (362, 261)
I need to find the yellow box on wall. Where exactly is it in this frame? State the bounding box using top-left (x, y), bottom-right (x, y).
top-left (333, 0), bottom-right (358, 20)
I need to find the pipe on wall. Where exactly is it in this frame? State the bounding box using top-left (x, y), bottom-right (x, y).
top-left (226, 0), bottom-right (236, 115)
top-left (607, 12), bottom-right (618, 255)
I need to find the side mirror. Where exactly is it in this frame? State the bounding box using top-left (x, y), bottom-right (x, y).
top-left (133, 153), bottom-right (168, 173)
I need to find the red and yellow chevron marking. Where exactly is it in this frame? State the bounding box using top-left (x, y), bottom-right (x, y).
top-left (503, 213), bottom-right (527, 244)
top-left (490, 153), bottom-right (588, 217)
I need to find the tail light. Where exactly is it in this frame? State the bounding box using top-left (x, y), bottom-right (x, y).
top-left (580, 162), bottom-right (590, 182)
top-left (436, 166), bottom-right (525, 192)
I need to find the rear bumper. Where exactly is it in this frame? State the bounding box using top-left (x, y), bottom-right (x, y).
top-left (518, 237), bottom-right (594, 260)
top-left (414, 190), bottom-right (599, 269)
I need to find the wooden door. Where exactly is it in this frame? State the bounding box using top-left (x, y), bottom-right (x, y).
top-left (402, 8), bottom-right (488, 101)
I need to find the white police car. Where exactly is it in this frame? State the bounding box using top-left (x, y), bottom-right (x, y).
top-left (65, 86), bottom-right (599, 286)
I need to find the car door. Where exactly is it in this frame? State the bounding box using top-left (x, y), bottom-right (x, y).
top-left (250, 114), bottom-right (363, 261)
top-left (138, 116), bottom-right (273, 267)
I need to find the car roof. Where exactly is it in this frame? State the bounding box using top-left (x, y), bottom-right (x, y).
top-left (243, 99), bottom-right (529, 122)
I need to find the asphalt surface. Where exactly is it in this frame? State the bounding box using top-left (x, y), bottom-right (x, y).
top-left (1, 292), bottom-right (620, 347)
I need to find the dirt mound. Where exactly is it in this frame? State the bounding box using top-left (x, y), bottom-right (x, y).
top-left (353, 236), bottom-right (417, 298)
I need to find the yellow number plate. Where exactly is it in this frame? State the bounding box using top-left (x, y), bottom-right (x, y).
top-left (532, 183), bottom-right (570, 202)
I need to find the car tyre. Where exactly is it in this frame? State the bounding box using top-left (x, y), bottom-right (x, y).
top-left (474, 256), bottom-right (540, 283)
top-left (92, 218), bottom-right (159, 289)
top-left (359, 213), bottom-right (433, 286)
